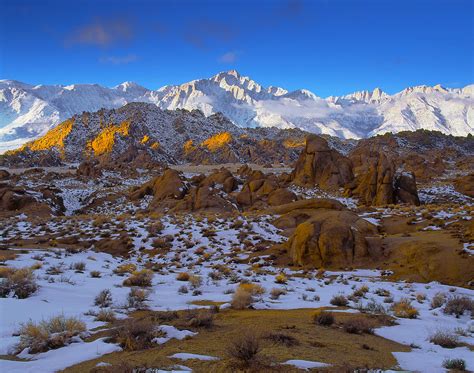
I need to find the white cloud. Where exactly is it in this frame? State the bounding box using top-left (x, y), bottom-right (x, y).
top-left (218, 51), bottom-right (238, 63)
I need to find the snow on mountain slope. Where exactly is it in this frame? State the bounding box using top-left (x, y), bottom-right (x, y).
top-left (0, 72), bottom-right (473, 152)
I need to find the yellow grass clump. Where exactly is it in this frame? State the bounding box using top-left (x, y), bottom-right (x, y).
top-left (201, 132), bottom-right (232, 152)
top-left (141, 135), bottom-right (150, 144)
top-left (88, 120), bottom-right (130, 155)
top-left (23, 119), bottom-right (74, 152)
top-left (183, 139), bottom-right (196, 154)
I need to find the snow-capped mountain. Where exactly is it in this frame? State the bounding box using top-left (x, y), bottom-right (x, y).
top-left (1, 70), bottom-right (473, 153)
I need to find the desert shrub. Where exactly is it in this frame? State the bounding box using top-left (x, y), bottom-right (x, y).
top-left (352, 285), bottom-right (369, 298)
top-left (429, 330), bottom-right (460, 348)
top-left (226, 332), bottom-right (261, 367)
top-left (312, 310), bottom-right (334, 326)
top-left (176, 272), bottom-right (190, 281)
top-left (96, 309), bottom-right (116, 322)
top-left (270, 288), bottom-right (286, 300)
top-left (343, 318), bottom-right (374, 334)
top-left (30, 262), bottom-right (43, 270)
top-left (274, 273), bottom-right (288, 284)
top-left (46, 264), bottom-right (64, 275)
top-left (359, 299), bottom-right (387, 315)
top-left (0, 266), bottom-right (14, 278)
top-left (238, 283), bottom-right (265, 296)
top-left (264, 332), bottom-right (299, 347)
top-left (113, 263), bottom-right (137, 275)
top-left (72, 262), bottom-right (86, 272)
top-left (94, 289), bottom-right (113, 308)
top-left (443, 358), bottom-right (466, 370)
top-left (0, 267), bottom-right (38, 299)
top-left (443, 296), bottom-right (474, 317)
top-left (375, 288), bottom-right (391, 297)
top-left (189, 275), bottom-right (202, 289)
top-left (178, 285), bottom-right (188, 294)
top-left (113, 319), bottom-right (162, 351)
top-left (430, 292), bottom-right (446, 309)
top-left (123, 269), bottom-right (153, 287)
top-left (392, 298), bottom-right (419, 319)
top-left (183, 309), bottom-right (214, 328)
top-left (231, 288), bottom-right (254, 310)
top-left (415, 293), bottom-right (426, 303)
top-left (127, 288), bottom-right (149, 309)
top-left (330, 294), bottom-right (348, 307)
top-left (90, 270), bottom-right (101, 278)
top-left (16, 315), bottom-right (86, 354)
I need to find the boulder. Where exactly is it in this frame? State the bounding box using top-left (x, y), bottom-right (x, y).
top-left (347, 153), bottom-right (419, 206)
top-left (291, 135), bottom-right (353, 189)
top-left (284, 209), bottom-right (381, 268)
top-left (0, 169), bottom-right (10, 180)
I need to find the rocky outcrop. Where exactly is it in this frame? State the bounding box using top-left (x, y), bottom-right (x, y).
top-left (236, 171), bottom-right (296, 209)
top-left (0, 169), bottom-right (10, 180)
top-left (0, 184), bottom-right (64, 216)
top-left (346, 152), bottom-right (419, 206)
top-left (290, 135), bottom-right (353, 189)
top-left (284, 209), bottom-right (381, 268)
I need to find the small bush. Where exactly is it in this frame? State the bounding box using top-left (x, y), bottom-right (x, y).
top-left (113, 263), bottom-right (137, 275)
top-left (226, 333), bottom-right (261, 367)
top-left (16, 315), bottom-right (86, 354)
top-left (231, 288), bottom-right (254, 310)
top-left (430, 292), bottom-right (446, 309)
top-left (275, 273), bottom-right (288, 284)
top-left (184, 309), bottom-right (214, 328)
top-left (330, 294), bottom-right (348, 307)
top-left (127, 288), bottom-right (149, 309)
top-left (312, 310), bottom-right (334, 326)
top-left (178, 285), bottom-right (188, 294)
top-left (238, 283), bottom-right (265, 296)
top-left (94, 289), bottom-right (113, 308)
top-left (123, 269), bottom-right (153, 287)
top-left (96, 309), bottom-right (116, 322)
top-left (176, 272), bottom-right (190, 281)
top-left (113, 319), bottom-right (162, 351)
top-left (0, 267), bottom-right (38, 299)
top-left (189, 275), bottom-right (202, 289)
top-left (343, 318), bottom-right (374, 334)
top-left (443, 358), bottom-right (466, 371)
top-left (72, 262), bottom-right (86, 272)
top-left (392, 298), bottom-right (419, 319)
top-left (264, 332), bottom-right (299, 347)
top-left (429, 330), bottom-right (460, 348)
top-left (90, 270), bottom-right (101, 278)
top-left (352, 285), bottom-right (369, 298)
top-left (443, 296), bottom-right (474, 317)
top-left (270, 288), bottom-right (286, 300)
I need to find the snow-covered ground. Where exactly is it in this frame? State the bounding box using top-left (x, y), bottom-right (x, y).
top-left (1, 211), bottom-right (473, 372)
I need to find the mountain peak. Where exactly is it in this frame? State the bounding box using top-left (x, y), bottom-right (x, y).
top-left (115, 81), bottom-right (146, 93)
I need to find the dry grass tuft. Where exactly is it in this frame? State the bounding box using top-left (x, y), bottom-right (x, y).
top-left (391, 298), bottom-right (419, 319)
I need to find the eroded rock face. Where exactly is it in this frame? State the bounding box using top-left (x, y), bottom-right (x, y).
top-left (347, 152), bottom-right (419, 206)
top-left (0, 170), bottom-right (10, 180)
top-left (0, 184), bottom-right (64, 216)
top-left (236, 171), bottom-right (296, 209)
top-left (291, 135), bottom-right (353, 189)
top-left (284, 209), bottom-right (381, 268)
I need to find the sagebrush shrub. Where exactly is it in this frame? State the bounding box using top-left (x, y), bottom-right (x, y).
top-left (343, 318), bottom-right (374, 334)
top-left (443, 296), bottom-right (474, 317)
top-left (312, 310), bottom-right (334, 326)
top-left (231, 288), bottom-right (254, 310)
top-left (226, 333), bottom-right (261, 367)
top-left (443, 358), bottom-right (466, 371)
top-left (94, 289), bottom-right (113, 308)
top-left (123, 269), bottom-right (153, 287)
top-left (330, 294), bottom-right (348, 307)
top-left (392, 298), bottom-right (419, 319)
top-left (16, 315), bottom-right (86, 354)
top-left (429, 330), bottom-right (460, 348)
top-left (0, 267), bottom-right (38, 299)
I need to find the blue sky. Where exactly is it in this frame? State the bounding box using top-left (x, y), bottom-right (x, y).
top-left (1, 0), bottom-right (472, 97)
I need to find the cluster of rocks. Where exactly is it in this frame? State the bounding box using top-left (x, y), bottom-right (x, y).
top-left (291, 134), bottom-right (420, 206)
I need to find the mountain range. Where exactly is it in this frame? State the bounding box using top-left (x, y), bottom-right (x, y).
top-left (1, 70), bottom-right (473, 153)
